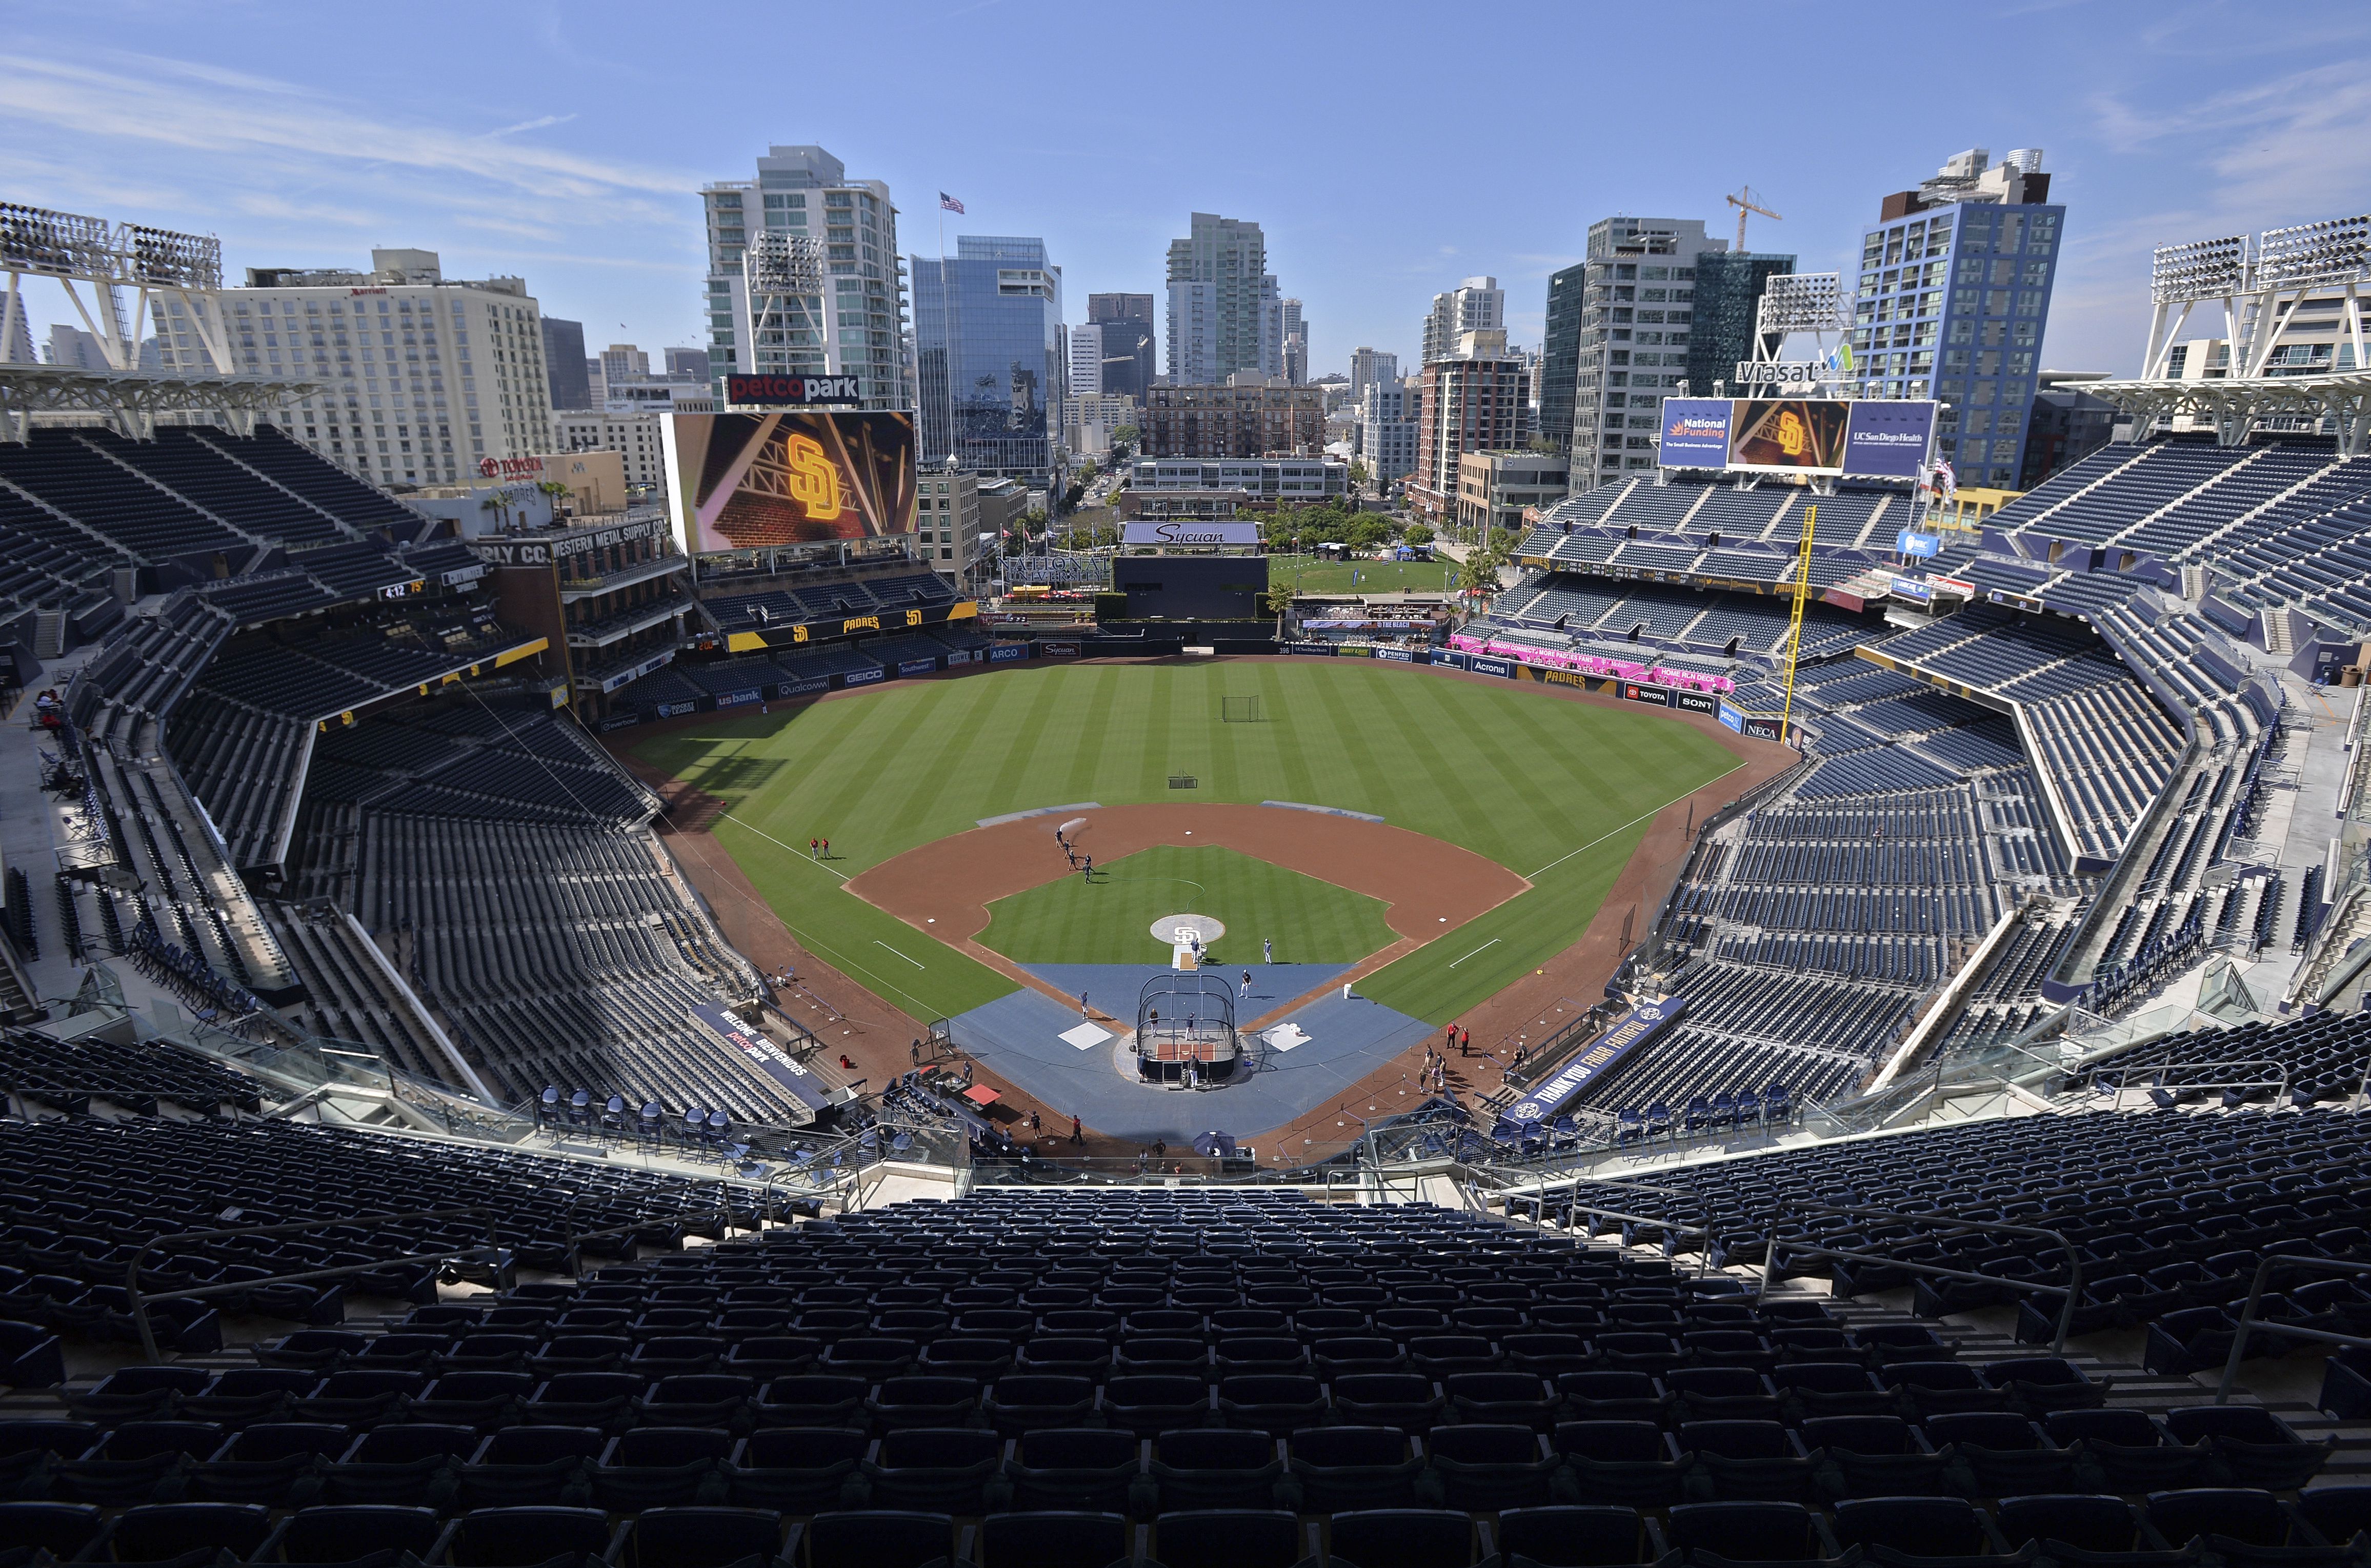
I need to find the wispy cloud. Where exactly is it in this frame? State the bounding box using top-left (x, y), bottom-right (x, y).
top-left (484, 113), bottom-right (579, 139)
top-left (0, 50), bottom-right (691, 207)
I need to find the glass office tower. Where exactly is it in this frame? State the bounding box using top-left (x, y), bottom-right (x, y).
top-left (912, 236), bottom-right (1066, 486)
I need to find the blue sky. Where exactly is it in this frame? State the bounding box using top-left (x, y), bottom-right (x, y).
top-left (6, 0), bottom-right (2368, 379)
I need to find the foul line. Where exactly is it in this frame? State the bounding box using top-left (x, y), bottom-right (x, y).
top-left (874, 940), bottom-right (926, 969)
top-left (1523, 761), bottom-right (1745, 881)
top-left (721, 811), bottom-right (849, 882)
top-left (1448, 937), bottom-right (1500, 968)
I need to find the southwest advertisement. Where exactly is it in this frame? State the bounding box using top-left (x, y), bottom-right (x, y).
top-left (1658, 397), bottom-right (1937, 478)
top-left (661, 411), bottom-right (916, 555)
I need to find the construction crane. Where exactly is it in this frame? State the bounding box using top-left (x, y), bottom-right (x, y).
top-left (1726, 186), bottom-right (1781, 253)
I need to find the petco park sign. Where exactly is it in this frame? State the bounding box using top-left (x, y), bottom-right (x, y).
top-left (1120, 520), bottom-right (1263, 547)
top-left (725, 373), bottom-right (864, 407)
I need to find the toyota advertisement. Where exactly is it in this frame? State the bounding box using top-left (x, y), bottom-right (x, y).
top-left (1659, 397), bottom-right (1936, 478)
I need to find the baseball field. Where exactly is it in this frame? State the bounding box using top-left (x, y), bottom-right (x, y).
top-left (632, 660), bottom-right (1741, 1026)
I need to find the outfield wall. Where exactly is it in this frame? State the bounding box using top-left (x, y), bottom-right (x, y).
top-left (593, 634), bottom-right (1778, 733)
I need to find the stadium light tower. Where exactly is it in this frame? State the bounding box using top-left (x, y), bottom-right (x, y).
top-left (2142, 233), bottom-right (2251, 380)
top-left (1752, 271), bottom-right (1851, 375)
top-left (0, 201), bottom-right (232, 374)
top-left (2243, 214), bottom-right (2370, 378)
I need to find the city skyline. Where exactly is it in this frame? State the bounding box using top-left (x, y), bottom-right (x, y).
top-left (2, 2), bottom-right (2368, 383)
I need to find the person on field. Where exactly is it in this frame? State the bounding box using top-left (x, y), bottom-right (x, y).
top-left (1070, 1114), bottom-right (1083, 1145)
top-left (1264, 938), bottom-right (1273, 963)
top-left (809, 837), bottom-right (819, 859)
top-left (1240, 969), bottom-right (1252, 999)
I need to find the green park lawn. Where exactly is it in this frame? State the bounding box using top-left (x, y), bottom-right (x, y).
top-left (1268, 555), bottom-right (1456, 594)
top-left (632, 661), bottom-right (1740, 1024)
top-left (977, 845), bottom-right (1398, 966)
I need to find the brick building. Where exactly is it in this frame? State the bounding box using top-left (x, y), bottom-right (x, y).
top-left (1138, 382), bottom-right (1325, 458)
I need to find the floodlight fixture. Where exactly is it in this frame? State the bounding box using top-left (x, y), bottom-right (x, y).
top-left (0, 202), bottom-right (113, 277)
top-left (746, 231), bottom-right (823, 295)
top-left (122, 225), bottom-right (222, 290)
top-left (1756, 271), bottom-right (1850, 335)
top-left (2256, 214), bottom-right (2371, 291)
top-left (2149, 235), bottom-right (2249, 304)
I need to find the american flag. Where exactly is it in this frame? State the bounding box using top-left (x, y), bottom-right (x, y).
top-left (939, 192), bottom-right (965, 214)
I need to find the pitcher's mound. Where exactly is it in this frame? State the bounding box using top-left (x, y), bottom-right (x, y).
top-left (1150, 913), bottom-right (1225, 948)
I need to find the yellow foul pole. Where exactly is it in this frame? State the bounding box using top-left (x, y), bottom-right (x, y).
top-left (1777, 502), bottom-right (1817, 749)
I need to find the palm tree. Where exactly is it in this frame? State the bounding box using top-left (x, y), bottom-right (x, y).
top-left (1262, 579), bottom-right (1296, 637)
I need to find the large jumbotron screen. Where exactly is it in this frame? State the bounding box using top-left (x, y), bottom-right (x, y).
top-left (1659, 396), bottom-right (1936, 478)
top-left (660, 411), bottom-right (917, 555)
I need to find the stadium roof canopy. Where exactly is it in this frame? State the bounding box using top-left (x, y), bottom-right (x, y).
top-left (2081, 369), bottom-right (2371, 457)
top-left (0, 363), bottom-right (318, 443)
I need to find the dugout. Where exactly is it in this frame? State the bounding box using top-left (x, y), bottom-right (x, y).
top-left (1111, 554), bottom-right (1270, 621)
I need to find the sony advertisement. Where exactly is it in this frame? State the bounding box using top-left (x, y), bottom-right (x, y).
top-left (1659, 397), bottom-right (1937, 478)
top-left (661, 411), bottom-right (916, 556)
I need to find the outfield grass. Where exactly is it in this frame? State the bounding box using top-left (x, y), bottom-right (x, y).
top-left (1269, 555), bottom-right (1454, 594)
top-left (633, 661), bottom-right (1740, 1024)
top-left (979, 845), bottom-right (1397, 966)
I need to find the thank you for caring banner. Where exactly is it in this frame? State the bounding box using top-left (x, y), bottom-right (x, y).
top-left (1494, 995), bottom-right (1689, 1134)
top-left (689, 1001), bottom-right (830, 1112)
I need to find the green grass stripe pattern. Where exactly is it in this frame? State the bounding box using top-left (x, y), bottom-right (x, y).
top-left (633, 662), bottom-right (1739, 1023)
top-left (978, 845), bottom-right (1397, 966)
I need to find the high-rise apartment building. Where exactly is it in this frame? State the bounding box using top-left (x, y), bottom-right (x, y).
top-left (701, 144), bottom-right (910, 411)
top-left (1562, 217), bottom-right (1726, 487)
top-left (226, 248), bottom-right (553, 489)
top-left (1087, 293), bottom-right (1156, 400)
top-left (1411, 330), bottom-right (1532, 523)
top-left (1854, 147), bottom-right (2063, 489)
top-left (1280, 297), bottom-right (1307, 385)
top-left (910, 235), bottom-right (1066, 485)
top-left (44, 324), bottom-right (102, 369)
top-left (3, 310), bottom-right (37, 364)
top-left (1356, 376), bottom-right (1418, 489)
top-left (541, 317), bottom-right (590, 409)
top-left (1421, 276), bottom-right (1504, 366)
top-left (1349, 347), bottom-right (1398, 402)
top-left (1166, 213), bottom-right (1280, 387)
top-left (1068, 320), bottom-right (1103, 397)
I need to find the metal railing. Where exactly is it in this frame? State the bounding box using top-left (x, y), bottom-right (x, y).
top-left (125, 1205), bottom-right (504, 1363)
top-left (2084, 1056), bottom-right (2292, 1109)
top-left (2215, 1253), bottom-right (2371, 1404)
top-left (1483, 1173), bottom-right (1720, 1278)
top-left (1759, 1202), bottom-right (2085, 1354)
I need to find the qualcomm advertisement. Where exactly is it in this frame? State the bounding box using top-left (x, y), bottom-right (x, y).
top-left (1658, 399), bottom-right (1735, 466)
top-left (1494, 995), bottom-right (1690, 1134)
top-left (1660, 397), bottom-right (1936, 478)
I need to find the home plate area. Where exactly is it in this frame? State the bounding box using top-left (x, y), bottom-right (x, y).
top-left (942, 963), bottom-right (1436, 1143)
